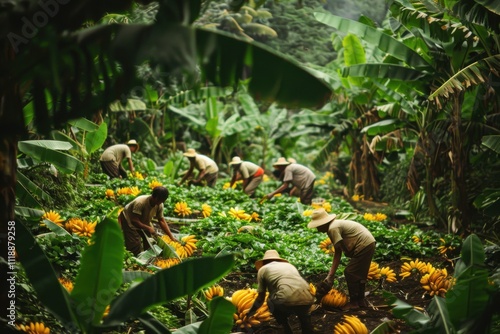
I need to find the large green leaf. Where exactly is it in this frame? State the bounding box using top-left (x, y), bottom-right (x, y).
top-left (50, 131), bottom-right (80, 151)
top-left (109, 99), bottom-right (147, 112)
top-left (103, 254), bottom-right (235, 326)
top-left (138, 312), bottom-right (172, 334)
top-left (71, 210), bottom-right (125, 328)
top-left (386, 291), bottom-right (430, 327)
top-left (424, 296), bottom-right (455, 333)
top-left (458, 234), bottom-right (485, 268)
top-left (18, 140), bottom-right (84, 174)
top-left (85, 122), bottom-right (108, 154)
top-left (16, 171), bottom-right (52, 207)
top-left (16, 221), bottom-right (77, 327)
top-left (198, 297), bottom-right (236, 334)
top-left (42, 219), bottom-right (72, 237)
top-left (361, 119), bottom-right (405, 135)
top-left (342, 63), bottom-right (426, 81)
top-left (69, 118), bottom-right (100, 132)
top-left (481, 135), bottom-right (500, 154)
top-left (196, 28), bottom-right (332, 109)
top-left (314, 12), bottom-right (431, 69)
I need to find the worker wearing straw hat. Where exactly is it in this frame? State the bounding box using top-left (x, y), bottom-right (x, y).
top-left (228, 156), bottom-right (265, 197)
top-left (247, 250), bottom-right (315, 334)
top-left (178, 148), bottom-right (219, 187)
top-left (308, 208), bottom-right (376, 310)
top-left (266, 157), bottom-right (316, 204)
top-left (99, 139), bottom-right (140, 179)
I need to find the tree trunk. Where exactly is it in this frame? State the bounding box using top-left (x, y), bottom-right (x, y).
top-left (1, 41), bottom-right (24, 322)
top-left (449, 94), bottom-right (469, 234)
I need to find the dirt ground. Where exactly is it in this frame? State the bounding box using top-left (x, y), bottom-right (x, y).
top-left (220, 259), bottom-right (439, 334)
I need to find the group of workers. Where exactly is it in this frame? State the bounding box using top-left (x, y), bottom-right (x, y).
top-left (99, 141), bottom-right (376, 333)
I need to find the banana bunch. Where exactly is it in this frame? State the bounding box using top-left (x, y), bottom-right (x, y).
top-left (154, 257), bottom-right (181, 269)
top-left (230, 289), bottom-right (272, 329)
top-left (367, 262), bottom-right (381, 280)
top-left (399, 259), bottom-right (429, 279)
top-left (319, 238), bottom-right (335, 255)
top-left (321, 288), bottom-right (348, 308)
top-left (420, 267), bottom-right (450, 297)
top-left (174, 201), bottom-right (192, 217)
top-left (204, 285), bottom-right (224, 301)
top-left (228, 207), bottom-right (252, 220)
top-left (334, 315), bottom-right (369, 334)
top-left (379, 266), bottom-right (397, 283)
top-left (161, 235), bottom-right (198, 258)
top-left (71, 219), bottom-right (97, 237)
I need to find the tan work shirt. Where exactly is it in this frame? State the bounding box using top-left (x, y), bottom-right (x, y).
top-left (237, 161), bottom-right (260, 179)
top-left (327, 219), bottom-right (375, 257)
top-left (100, 144), bottom-right (131, 164)
top-left (122, 195), bottom-right (163, 229)
top-left (194, 154), bottom-right (219, 174)
top-left (257, 261), bottom-right (315, 306)
top-left (282, 163), bottom-right (315, 190)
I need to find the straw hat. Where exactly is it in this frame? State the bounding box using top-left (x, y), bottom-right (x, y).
top-left (273, 157), bottom-right (291, 167)
top-left (255, 250), bottom-right (289, 270)
top-left (183, 148), bottom-right (197, 158)
top-left (229, 156), bottom-right (242, 165)
top-left (307, 208), bottom-right (336, 228)
top-left (126, 139), bottom-right (140, 150)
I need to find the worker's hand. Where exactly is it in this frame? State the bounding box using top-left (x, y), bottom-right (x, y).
top-left (147, 226), bottom-right (156, 235)
top-left (266, 193), bottom-right (273, 200)
top-left (324, 275), bottom-right (333, 284)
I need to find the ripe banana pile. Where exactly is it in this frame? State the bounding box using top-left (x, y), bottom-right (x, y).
top-left (160, 235), bottom-right (198, 258)
top-left (230, 289), bottom-right (272, 329)
top-left (334, 315), bottom-right (369, 334)
top-left (420, 267), bottom-right (451, 297)
top-left (228, 207), bottom-right (252, 221)
top-left (154, 257), bottom-right (181, 269)
top-left (71, 219), bottom-right (97, 237)
top-left (204, 285), bottom-right (224, 301)
top-left (399, 259), bottom-right (432, 279)
top-left (367, 262), bottom-right (381, 280)
top-left (319, 238), bottom-right (335, 255)
top-left (321, 288), bottom-right (348, 308)
top-left (379, 266), bottom-right (397, 283)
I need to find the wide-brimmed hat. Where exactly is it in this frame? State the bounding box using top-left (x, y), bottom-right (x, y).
top-left (307, 208), bottom-right (337, 228)
top-left (255, 250), bottom-right (289, 270)
top-left (229, 156), bottom-right (242, 165)
top-left (183, 148), bottom-right (197, 158)
top-left (126, 139), bottom-right (140, 150)
top-left (273, 157), bottom-right (291, 167)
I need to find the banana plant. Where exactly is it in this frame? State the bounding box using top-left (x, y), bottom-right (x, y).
top-left (16, 208), bottom-right (236, 333)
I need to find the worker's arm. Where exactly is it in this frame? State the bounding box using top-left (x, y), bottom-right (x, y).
top-left (127, 157), bottom-right (135, 173)
top-left (266, 181), bottom-right (290, 199)
top-left (157, 217), bottom-right (177, 242)
top-left (129, 213), bottom-right (155, 234)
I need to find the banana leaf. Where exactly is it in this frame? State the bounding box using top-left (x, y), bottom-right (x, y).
top-left (18, 140), bottom-right (84, 174)
top-left (109, 99), bottom-right (147, 112)
top-left (481, 135), bottom-right (500, 154)
top-left (69, 117), bottom-right (100, 132)
top-left (16, 171), bottom-right (52, 207)
top-left (85, 122), bottom-right (108, 154)
top-left (103, 254), bottom-right (235, 326)
top-left (71, 210), bottom-right (125, 328)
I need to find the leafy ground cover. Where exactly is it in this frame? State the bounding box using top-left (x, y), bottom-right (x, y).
top-left (14, 169), bottom-right (497, 333)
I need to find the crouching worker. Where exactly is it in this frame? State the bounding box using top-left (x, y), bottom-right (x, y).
top-left (247, 250), bottom-right (315, 334)
top-left (118, 186), bottom-right (177, 255)
top-left (308, 208), bottom-right (376, 310)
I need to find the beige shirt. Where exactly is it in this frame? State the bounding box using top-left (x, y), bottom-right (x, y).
top-left (257, 261), bottom-right (315, 306)
top-left (235, 161), bottom-right (260, 179)
top-left (194, 154), bottom-right (219, 174)
top-left (327, 219), bottom-right (375, 257)
top-left (122, 195), bottom-right (163, 229)
top-left (100, 144), bottom-right (131, 164)
top-left (282, 163), bottom-right (315, 190)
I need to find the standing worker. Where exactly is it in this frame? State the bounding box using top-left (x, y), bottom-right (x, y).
top-left (99, 139), bottom-right (140, 179)
top-left (228, 156), bottom-right (265, 197)
top-left (307, 208), bottom-right (376, 310)
top-left (178, 148), bottom-right (219, 187)
top-left (118, 186), bottom-right (177, 255)
top-left (265, 157), bottom-right (316, 205)
top-left (247, 250), bottom-right (315, 334)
